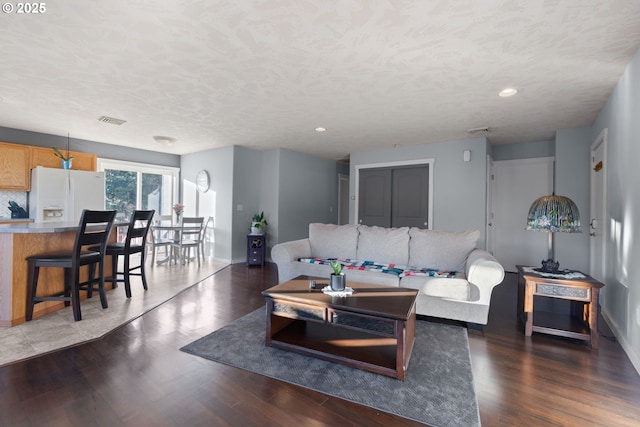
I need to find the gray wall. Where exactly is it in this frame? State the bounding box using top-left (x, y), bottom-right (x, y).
top-left (350, 137), bottom-right (489, 248)
top-left (0, 126), bottom-right (180, 167)
top-left (592, 47), bottom-right (640, 371)
top-left (492, 139), bottom-right (554, 161)
top-left (232, 146), bottom-right (263, 261)
top-left (180, 145), bottom-right (234, 262)
top-left (277, 148), bottom-right (339, 244)
top-left (259, 149), bottom-right (280, 257)
top-left (554, 127), bottom-right (592, 273)
top-left (180, 145), bottom-right (339, 263)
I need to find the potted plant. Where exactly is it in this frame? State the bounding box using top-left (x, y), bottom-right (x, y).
top-left (250, 211), bottom-right (268, 235)
top-left (53, 147), bottom-right (74, 169)
top-left (329, 260), bottom-right (346, 291)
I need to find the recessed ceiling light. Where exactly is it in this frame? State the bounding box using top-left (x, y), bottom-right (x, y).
top-left (153, 136), bottom-right (176, 146)
top-left (498, 87), bottom-right (518, 97)
top-left (315, 127), bottom-right (326, 132)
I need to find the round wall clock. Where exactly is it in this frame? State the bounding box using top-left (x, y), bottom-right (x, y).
top-left (196, 169), bottom-right (210, 192)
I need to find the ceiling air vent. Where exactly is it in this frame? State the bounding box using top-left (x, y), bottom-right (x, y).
top-left (467, 126), bottom-right (490, 135)
top-left (98, 116), bottom-right (127, 125)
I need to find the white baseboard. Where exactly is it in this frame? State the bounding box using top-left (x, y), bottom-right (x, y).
top-left (602, 308), bottom-right (640, 375)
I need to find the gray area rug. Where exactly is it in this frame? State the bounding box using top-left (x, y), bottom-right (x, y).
top-left (181, 308), bottom-right (480, 427)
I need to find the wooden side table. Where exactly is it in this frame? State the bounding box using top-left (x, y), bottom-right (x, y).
top-left (516, 265), bottom-right (604, 349)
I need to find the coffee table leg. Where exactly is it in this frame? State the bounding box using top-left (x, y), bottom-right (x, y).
top-left (265, 300), bottom-right (273, 346)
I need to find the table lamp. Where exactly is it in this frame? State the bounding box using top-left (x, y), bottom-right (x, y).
top-left (526, 194), bottom-right (582, 273)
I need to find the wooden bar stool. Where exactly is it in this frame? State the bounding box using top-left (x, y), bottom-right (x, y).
top-left (94, 210), bottom-right (155, 298)
top-left (25, 210), bottom-right (117, 322)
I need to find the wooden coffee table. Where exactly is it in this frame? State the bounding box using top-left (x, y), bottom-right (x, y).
top-left (262, 276), bottom-right (418, 381)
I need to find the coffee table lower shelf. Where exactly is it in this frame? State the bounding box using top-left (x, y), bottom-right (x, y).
top-left (269, 319), bottom-right (402, 378)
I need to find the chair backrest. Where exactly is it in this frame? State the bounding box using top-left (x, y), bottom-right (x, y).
top-left (180, 217), bottom-right (204, 242)
top-left (125, 210), bottom-right (155, 250)
top-left (201, 216), bottom-right (213, 240)
top-left (73, 210), bottom-right (117, 262)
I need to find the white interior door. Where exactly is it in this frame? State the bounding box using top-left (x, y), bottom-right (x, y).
top-left (590, 129), bottom-right (607, 282)
top-left (489, 157), bottom-right (553, 272)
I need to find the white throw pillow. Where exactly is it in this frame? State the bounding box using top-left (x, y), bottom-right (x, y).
top-left (408, 228), bottom-right (480, 271)
top-left (309, 223), bottom-right (359, 259)
top-left (356, 225), bottom-right (409, 265)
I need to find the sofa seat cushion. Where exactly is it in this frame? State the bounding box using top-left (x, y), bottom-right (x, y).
top-left (409, 228), bottom-right (480, 271)
top-left (309, 223), bottom-right (359, 259)
top-left (293, 259), bottom-right (400, 286)
top-left (299, 258), bottom-right (457, 278)
top-left (401, 274), bottom-right (470, 301)
top-left (356, 225), bottom-right (410, 265)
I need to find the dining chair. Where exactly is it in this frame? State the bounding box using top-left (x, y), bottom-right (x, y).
top-left (148, 219), bottom-right (174, 265)
top-left (25, 209), bottom-right (117, 322)
top-left (171, 217), bottom-right (204, 265)
top-left (199, 216), bottom-right (213, 263)
top-left (93, 210), bottom-right (155, 298)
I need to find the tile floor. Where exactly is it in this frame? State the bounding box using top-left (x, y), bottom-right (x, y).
top-left (0, 257), bottom-right (228, 366)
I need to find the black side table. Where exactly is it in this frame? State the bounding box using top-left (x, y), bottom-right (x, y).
top-left (247, 234), bottom-right (266, 266)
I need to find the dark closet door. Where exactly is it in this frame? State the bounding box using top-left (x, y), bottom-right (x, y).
top-left (358, 165), bottom-right (429, 228)
top-left (358, 168), bottom-right (392, 226)
top-left (391, 166), bottom-right (429, 228)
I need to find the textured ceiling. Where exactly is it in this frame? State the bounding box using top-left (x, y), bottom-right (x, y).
top-left (1, 1), bottom-right (640, 160)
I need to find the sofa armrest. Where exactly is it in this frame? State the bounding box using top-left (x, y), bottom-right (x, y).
top-left (271, 238), bottom-right (312, 283)
top-left (271, 238), bottom-right (311, 264)
top-left (465, 249), bottom-right (505, 305)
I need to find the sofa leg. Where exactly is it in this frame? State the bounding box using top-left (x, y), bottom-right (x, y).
top-left (466, 322), bottom-right (484, 335)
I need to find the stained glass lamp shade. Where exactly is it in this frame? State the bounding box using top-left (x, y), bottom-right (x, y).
top-left (526, 194), bottom-right (581, 272)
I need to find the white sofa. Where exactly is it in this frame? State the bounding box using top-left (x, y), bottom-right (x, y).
top-left (271, 223), bottom-right (505, 325)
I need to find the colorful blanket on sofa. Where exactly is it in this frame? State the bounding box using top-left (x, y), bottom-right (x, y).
top-left (298, 258), bottom-right (456, 278)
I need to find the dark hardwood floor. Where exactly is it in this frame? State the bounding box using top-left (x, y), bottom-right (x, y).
top-left (2, 263), bottom-right (640, 426)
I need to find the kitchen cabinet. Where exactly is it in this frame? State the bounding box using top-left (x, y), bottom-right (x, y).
top-left (31, 147), bottom-right (97, 171)
top-left (0, 142), bottom-right (31, 191)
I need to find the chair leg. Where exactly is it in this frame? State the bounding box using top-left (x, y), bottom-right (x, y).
top-left (110, 254), bottom-right (119, 290)
top-left (97, 261), bottom-right (108, 309)
top-left (25, 261), bottom-right (39, 321)
top-left (123, 255), bottom-right (132, 298)
top-left (140, 252), bottom-right (148, 291)
top-left (86, 264), bottom-right (95, 299)
top-left (70, 268), bottom-right (82, 321)
top-left (64, 268), bottom-right (72, 306)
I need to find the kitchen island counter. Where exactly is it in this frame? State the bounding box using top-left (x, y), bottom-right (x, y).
top-left (0, 222), bottom-right (116, 326)
top-left (0, 221), bottom-right (78, 233)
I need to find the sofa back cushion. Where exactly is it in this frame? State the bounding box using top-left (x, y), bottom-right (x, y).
top-left (356, 225), bottom-right (409, 265)
top-left (408, 228), bottom-right (480, 271)
top-left (309, 223), bottom-right (358, 259)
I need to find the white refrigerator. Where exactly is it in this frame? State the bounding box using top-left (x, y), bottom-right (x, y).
top-left (29, 166), bottom-right (106, 223)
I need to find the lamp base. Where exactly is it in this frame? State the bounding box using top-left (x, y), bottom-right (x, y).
top-left (538, 258), bottom-right (560, 273)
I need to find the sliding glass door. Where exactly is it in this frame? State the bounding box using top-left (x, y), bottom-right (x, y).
top-left (98, 159), bottom-right (179, 222)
